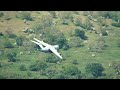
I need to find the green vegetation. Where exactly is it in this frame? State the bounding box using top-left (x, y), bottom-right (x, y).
top-left (19, 64), bottom-right (27, 71)
top-left (74, 28), bottom-right (87, 40)
top-left (0, 32), bottom-right (4, 36)
top-left (89, 37), bottom-right (106, 53)
top-left (29, 61), bottom-right (48, 71)
top-left (7, 52), bottom-right (17, 62)
top-left (0, 12), bottom-right (4, 17)
top-left (62, 65), bottom-right (81, 79)
top-left (44, 54), bottom-right (60, 63)
top-left (0, 11), bottom-right (120, 79)
top-left (9, 33), bottom-right (17, 39)
top-left (4, 42), bottom-right (14, 48)
top-left (16, 11), bottom-right (33, 21)
top-left (68, 36), bottom-right (83, 47)
top-left (85, 63), bottom-right (104, 78)
top-left (16, 37), bottom-right (23, 46)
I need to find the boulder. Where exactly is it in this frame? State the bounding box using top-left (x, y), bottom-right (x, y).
top-left (92, 54), bottom-right (95, 57)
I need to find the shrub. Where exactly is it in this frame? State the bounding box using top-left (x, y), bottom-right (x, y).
top-left (51, 73), bottom-right (66, 79)
top-left (46, 69), bottom-right (58, 79)
top-left (89, 37), bottom-right (106, 53)
top-left (85, 63), bottom-right (104, 78)
top-left (63, 65), bottom-right (81, 76)
top-left (16, 37), bottom-right (23, 46)
top-left (4, 42), bottom-right (14, 48)
top-left (27, 72), bottom-right (32, 77)
top-left (0, 75), bottom-right (6, 79)
top-left (19, 65), bottom-right (27, 71)
top-left (62, 19), bottom-right (69, 25)
top-left (62, 44), bottom-right (69, 50)
top-left (56, 35), bottom-right (68, 49)
top-left (0, 32), bottom-right (4, 36)
top-left (74, 29), bottom-right (87, 40)
top-left (68, 36), bottom-right (83, 48)
top-left (110, 61), bottom-right (120, 75)
top-left (45, 54), bottom-right (59, 63)
top-left (117, 39), bottom-right (120, 47)
top-left (101, 11), bottom-right (119, 21)
top-left (101, 30), bottom-right (108, 36)
top-left (0, 62), bottom-right (2, 67)
top-left (72, 60), bottom-right (79, 65)
top-left (89, 43), bottom-right (103, 53)
top-left (8, 33), bottom-right (17, 39)
top-left (29, 61), bottom-right (48, 71)
top-left (74, 19), bottom-right (83, 26)
top-left (112, 22), bottom-right (120, 27)
top-left (117, 42), bottom-right (120, 47)
top-left (0, 12), bottom-right (4, 17)
top-left (7, 52), bottom-right (17, 62)
top-left (16, 11), bottom-right (32, 21)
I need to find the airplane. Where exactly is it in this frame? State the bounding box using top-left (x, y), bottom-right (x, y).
top-left (30, 38), bottom-right (63, 59)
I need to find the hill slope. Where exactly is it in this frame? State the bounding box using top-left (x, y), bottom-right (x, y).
top-left (0, 11), bottom-right (120, 79)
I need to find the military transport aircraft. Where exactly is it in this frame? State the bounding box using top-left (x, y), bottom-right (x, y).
top-left (31, 38), bottom-right (63, 59)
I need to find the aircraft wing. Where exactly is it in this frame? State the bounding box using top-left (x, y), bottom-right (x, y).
top-left (30, 40), bottom-right (41, 46)
top-left (49, 46), bottom-right (63, 59)
top-left (30, 40), bottom-right (44, 49)
top-left (33, 38), bottom-right (49, 47)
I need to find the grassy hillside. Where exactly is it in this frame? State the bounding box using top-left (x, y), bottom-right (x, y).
top-left (0, 11), bottom-right (120, 79)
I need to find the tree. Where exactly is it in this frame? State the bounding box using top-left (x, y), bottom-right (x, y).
top-left (74, 29), bottom-right (87, 40)
top-left (29, 61), bottom-right (48, 71)
top-left (16, 37), bottom-right (23, 46)
top-left (7, 52), bottom-right (17, 62)
top-left (42, 27), bottom-right (69, 49)
top-left (85, 63), bottom-right (104, 78)
top-left (44, 54), bottom-right (60, 63)
top-left (62, 65), bottom-right (81, 79)
top-left (112, 21), bottom-right (120, 27)
top-left (63, 65), bottom-right (81, 76)
top-left (56, 34), bottom-right (68, 49)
